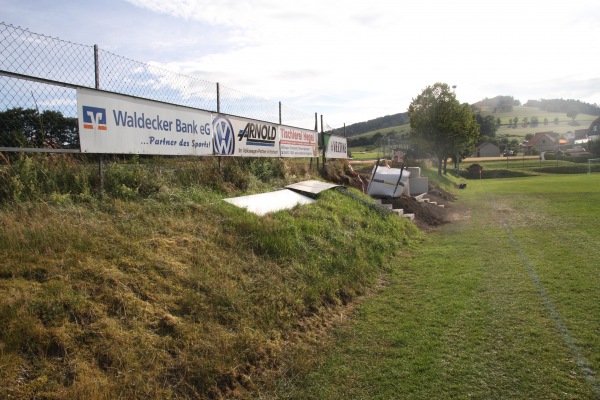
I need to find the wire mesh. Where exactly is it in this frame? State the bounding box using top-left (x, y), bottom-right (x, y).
top-left (99, 50), bottom-right (217, 112)
top-left (1, 22), bottom-right (318, 152)
top-left (0, 75), bottom-right (78, 148)
top-left (280, 103), bottom-right (316, 131)
top-left (0, 23), bottom-right (95, 87)
top-left (219, 84), bottom-right (279, 124)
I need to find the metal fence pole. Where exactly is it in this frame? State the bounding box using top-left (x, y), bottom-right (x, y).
top-left (94, 44), bottom-right (105, 197)
top-left (315, 112), bottom-right (319, 171)
top-left (321, 115), bottom-right (325, 173)
top-left (216, 82), bottom-right (221, 174)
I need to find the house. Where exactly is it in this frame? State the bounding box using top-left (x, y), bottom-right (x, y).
top-left (573, 128), bottom-right (589, 145)
top-left (474, 142), bottom-right (500, 157)
top-left (522, 132), bottom-right (558, 154)
top-left (588, 117), bottom-right (600, 142)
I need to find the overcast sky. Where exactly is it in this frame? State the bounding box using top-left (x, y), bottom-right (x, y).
top-left (2, 0), bottom-right (599, 127)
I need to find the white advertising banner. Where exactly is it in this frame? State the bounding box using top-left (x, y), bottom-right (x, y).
top-left (278, 125), bottom-right (319, 158)
top-left (77, 88), bottom-right (213, 155)
top-left (212, 114), bottom-right (280, 157)
top-left (324, 134), bottom-right (348, 159)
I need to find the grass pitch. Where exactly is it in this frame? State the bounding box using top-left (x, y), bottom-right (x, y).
top-left (279, 174), bottom-right (600, 399)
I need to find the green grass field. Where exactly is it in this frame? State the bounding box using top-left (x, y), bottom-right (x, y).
top-left (277, 173), bottom-right (600, 399)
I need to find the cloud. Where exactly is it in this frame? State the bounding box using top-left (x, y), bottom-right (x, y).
top-left (4, 0), bottom-right (600, 126)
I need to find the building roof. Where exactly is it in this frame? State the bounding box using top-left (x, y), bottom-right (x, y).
top-left (476, 142), bottom-right (499, 150)
top-left (527, 132), bottom-right (556, 146)
top-left (574, 129), bottom-right (588, 140)
top-left (587, 117), bottom-right (600, 136)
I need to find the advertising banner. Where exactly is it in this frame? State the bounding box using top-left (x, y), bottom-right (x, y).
top-left (324, 134), bottom-right (348, 159)
top-left (77, 88), bottom-right (213, 155)
top-left (278, 125), bottom-right (319, 158)
top-left (212, 114), bottom-right (280, 157)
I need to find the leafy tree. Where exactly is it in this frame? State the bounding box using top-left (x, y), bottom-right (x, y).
top-left (567, 108), bottom-right (578, 121)
top-left (554, 117), bottom-right (559, 124)
top-left (525, 133), bottom-right (534, 141)
top-left (522, 117), bottom-right (529, 126)
top-left (408, 83), bottom-right (480, 175)
top-left (475, 113), bottom-right (498, 137)
top-left (544, 117), bottom-right (548, 125)
top-left (0, 107), bottom-right (79, 148)
top-left (531, 116), bottom-right (539, 126)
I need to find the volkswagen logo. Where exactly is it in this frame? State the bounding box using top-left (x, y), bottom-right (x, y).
top-left (213, 115), bottom-right (235, 155)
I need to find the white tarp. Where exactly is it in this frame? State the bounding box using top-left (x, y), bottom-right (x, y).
top-left (224, 189), bottom-right (315, 216)
top-left (77, 88), bottom-right (213, 155)
top-left (367, 166), bottom-right (410, 198)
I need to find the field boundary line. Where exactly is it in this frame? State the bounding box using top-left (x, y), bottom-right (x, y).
top-left (478, 180), bottom-right (600, 399)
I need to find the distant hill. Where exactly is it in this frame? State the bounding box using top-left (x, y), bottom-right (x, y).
top-left (331, 112), bottom-right (409, 137)
top-left (473, 96), bottom-right (600, 117)
top-left (523, 99), bottom-right (600, 116)
top-left (342, 97), bottom-right (599, 152)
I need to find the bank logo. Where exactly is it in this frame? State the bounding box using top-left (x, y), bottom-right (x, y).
top-left (213, 115), bottom-right (235, 155)
top-left (82, 106), bottom-right (107, 131)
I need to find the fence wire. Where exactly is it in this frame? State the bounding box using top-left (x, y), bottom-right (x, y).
top-left (98, 50), bottom-right (217, 112)
top-left (0, 22), bottom-right (318, 151)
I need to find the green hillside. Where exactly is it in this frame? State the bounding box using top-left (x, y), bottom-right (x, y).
top-left (347, 104), bottom-right (598, 158)
top-left (488, 106), bottom-right (596, 141)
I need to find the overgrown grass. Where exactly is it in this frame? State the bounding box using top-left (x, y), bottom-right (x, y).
top-left (280, 174), bottom-right (600, 399)
top-left (0, 154), bottom-right (421, 398)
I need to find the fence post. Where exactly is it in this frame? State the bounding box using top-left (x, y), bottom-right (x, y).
top-left (321, 115), bottom-right (326, 173)
top-left (94, 45), bottom-right (100, 89)
top-left (94, 44), bottom-right (104, 197)
top-left (315, 112), bottom-right (319, 172)
top-left (217, 82), bottom-right (221, 174)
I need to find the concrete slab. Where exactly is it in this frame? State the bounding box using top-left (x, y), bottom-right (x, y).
top-left (285, 180), bottom-right (340, 196)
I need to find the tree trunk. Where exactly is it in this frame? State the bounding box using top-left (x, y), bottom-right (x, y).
top-left (443, 157), bottom-right (448, 175)
top-left (437, 155), bottom-right (443, 175)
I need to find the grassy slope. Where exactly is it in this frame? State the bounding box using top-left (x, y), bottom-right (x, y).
top-left (0, 157), bottom-right (422, 399)
top-left (282, 173), bottom-right (600, 399)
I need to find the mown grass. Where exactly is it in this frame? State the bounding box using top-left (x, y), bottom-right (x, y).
top-left (0, 154), bottom-right (422, 398)
top-left (279, 173), bottom-right (600, 399)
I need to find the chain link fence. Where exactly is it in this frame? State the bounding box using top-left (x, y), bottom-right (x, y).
top-left (0, 22), bottom-right (319, 151)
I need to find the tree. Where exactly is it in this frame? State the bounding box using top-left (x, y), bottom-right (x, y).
top-left (531, 116), bottom-right (539, 126)
top-left (475, 113), bottom-right (499, 137)
top-left (408, 83), bottom-right (480, 175)
top-left (567, 108), bottom-right (578, 121)
top-left (0, 107), bottom-right (79, 148)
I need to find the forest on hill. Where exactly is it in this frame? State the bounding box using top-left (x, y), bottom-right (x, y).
top-left (331, 112), bottom-right (409, 138)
